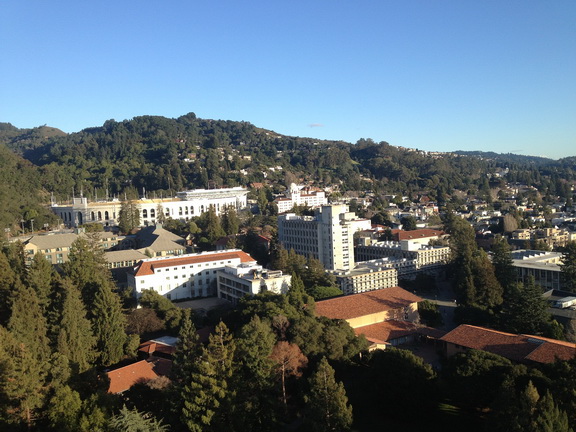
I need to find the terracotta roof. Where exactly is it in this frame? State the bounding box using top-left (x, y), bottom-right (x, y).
top-left (315, 287), bottom-right (422, 320)
top-left (391, 229), bottom-right (445, 241)
top-left (107, 360), bottom-right (159, 393)
top-left (354, 320), bottom-right (419, 344)
top-left (138, 341), bottom-right (176, 356)
top-left (440, 325), bottom-right (576, 364)
top-left (133, 250), bottom-right (255, 276)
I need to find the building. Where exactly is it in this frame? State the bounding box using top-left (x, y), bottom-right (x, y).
top-left (333, 260), bottom-right (399, 295)
top-left (511, 249), bottom-right (563, 291)
top-left (106, 360), bottom-right (160, 394)
top-left (275, 183), bottom-right (328, 213)
top-left (390, 228), bottom-right (446, 244)
top-left (128, 249), bottom-right (255, 300)
top-left (440, 324), bottom-right (576, 364)
top-left (355, 239), bottom-right (450, 278)
top-left (217, 263), bottom-right (291, 305)
top-left (23, 230), bottom-right (125, 265)
top-left (316, 287), bottom-right (423, 349)
top-left (121, 224), bottom-right (187, 257)
top-left (51, 187), bottom-right (249, 228)
top-left (278, 204), bottom-right (371, 270)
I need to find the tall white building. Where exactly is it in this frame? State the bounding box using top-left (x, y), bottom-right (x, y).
top-left (51, 187), bottom-right (248, 228)
top-left (278, 204), bottom-right (371, 270)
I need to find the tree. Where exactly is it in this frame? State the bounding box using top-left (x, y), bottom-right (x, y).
top-left (181, 321), bottom-right (235, 432)
top-left (221, 205), bottom-right (240, 236)
top-left (55, 278), bottom-right (96, 373)
top-left (118, 200), bottom-right (141, 234)
top-left (491, 236), bottom-right (516, 295)
top-left (108, 406), bottom-right (169, 432)
top-left (560, 241), bottom-right (576, 292)
top-left (270, 341), bottom-right (308, 413)
top-left (156, 204), bottom-right (166, 225)
top-left (0, 250), bottom-right (19, 326)
top-left (126, 308), bottom-right (164, 335)
top-left (25, 251), bottom-right (54, 312)
top-left (46, 385), bottom-right (82, 432)
top-left (92, 283), bottom-right (127, 366)
top-left (400, 215), bottom-right (417, 231)
top-left (303, 357), bottom-right (353, 432)
top-left (418, 300), bottom-right (443, 327)
top-left (205, 205), bottom-right (225, 244)
top-left (498, 277), bottom-right (556, 336)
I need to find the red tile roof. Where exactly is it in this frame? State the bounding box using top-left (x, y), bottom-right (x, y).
top-left (440, 325), bottom-right (576, 364)
top-left (138, 341), bottom-right (176, 356)
top-left (315, 287), bottom-right (422, 320)
top-left (133, 250), bottom-right (255, 276)
top-left (354, 320), bottom-right (419, 344)
top-left (391, 229), bottom-right (445, 241)
top-left (107, 360), bottom-right (159, 393)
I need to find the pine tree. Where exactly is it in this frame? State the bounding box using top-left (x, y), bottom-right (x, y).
top-left (26, 251), bottom-right (54, 312)
top-left (304, 357), bottom-right (353, 432)
top-left (56, 279), bottom-right (96, 373)
top-left (0, 250), bottom-right (19, 325)
top-left (270, 341), bottom-right (308, 413)
top-left (205, 205), bottom-right (226, 244)
top-left (221, 205), bottom-right (240, 236)
top-left (118, 200), bottom-right (141, 234)
top-left (560, 241), bottom-right (576, 291)
top-left (172, 311), bottom-right (202, 387)
top-left (181, 321), bottom-right (235, 432)
top-left (109, 405), bottom-right (169, 432)
top-left (92, 284), bottom-right (127, 366)
top-left (492, 236), bottom-right (516, 295)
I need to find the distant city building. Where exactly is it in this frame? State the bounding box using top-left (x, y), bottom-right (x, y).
top-left (51, 187), bottom-right (249, 228)
top-left (275, 183), bottom-right (328, 213)
top-left (278, 204), bottom-right (371, 270)
top-left (128, 249), bottom-right (255, 300)
top-left (217, 263), bottom-right (291, 305)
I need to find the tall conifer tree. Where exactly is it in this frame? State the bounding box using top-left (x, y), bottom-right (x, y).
top-left (92, 284), bottom-right (127, 366)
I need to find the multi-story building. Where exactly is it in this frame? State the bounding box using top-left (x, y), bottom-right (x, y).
top-left (51, 187), bottom-right (249, 228)
top-left (278, 204), bottom-right (371, 270)
top-left (128, 249), bottom-right (255, 300)
top-left (511, 249), bottom-right (563, 291)
top-left (217, 263), bottom-right (291, 305)
top-left (334, 260), bottom-right (399, 295)
top-left (355, 239), bottom-right (450, 277)
top-left (275, 183), bottom-right (328, 213)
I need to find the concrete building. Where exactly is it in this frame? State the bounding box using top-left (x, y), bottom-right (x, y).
top-left (51, 187), bottom-right (249, 228)
top-left (278, 204), bottom-right (371, 270)
top-left (217, 263), bottom-right (291, 305)
top-left (511, 249), bottom-right (563, 290)
top-left (275, 183), bottom-right (328, 213)
top-left (355, 239), bottom-right (450, 278)
top-left (128, 249), bottom-right (255, 300)
top-left (333, 260), bottom-right (399, 295)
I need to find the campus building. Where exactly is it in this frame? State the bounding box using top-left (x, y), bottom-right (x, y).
top-left (275, 183), bottom-right (328, 213)
top-left (51, 187), bottom-right (249, 228)
top-left (511, 249), bottom-right (563, 291)
top-left (333, 260), bottom-right (399, 295)
top-left (128, 249), bottom-right (255, 300)
top-left (277, 204), bottom-right (371, 271)
top-left (217, 263), bottom-right (292, 305)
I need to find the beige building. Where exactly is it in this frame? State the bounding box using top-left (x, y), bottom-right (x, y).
top-left (334, 260), bottom-right (399, 295)
top-left (275, 183), bottom-right (328, 213)
top-left (278, 204), bottom-right (371, 270)
top-left (511, 249), bottom-right (563, 290)
top-left (217, 263), bottom-right (291, 305)
top-left (51, 187), bottom-right (248, 228)
top-left (316, 287), bottom-right (422, 349)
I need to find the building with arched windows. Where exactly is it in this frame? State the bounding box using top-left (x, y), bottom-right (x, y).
top-left (51, 187), bottom-right (249, 228)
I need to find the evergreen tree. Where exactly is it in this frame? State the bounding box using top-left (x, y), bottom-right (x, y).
top-left (303, 357), bottom-right (353, 432)
top-left (109, 406), bottom-right (169, 432)
top-left (25, 251), bottom-right (54, 312)
top-left (205, 205), bottom-right (226, 244)
top-left (55, 279), bottom-right (96, 373)
top-left (0, 326), bottom-right (47, 430)
top-left (221, 205), bottom-right (240, 236)
top-left (156, 204), bottom-right (167, 225)
top-left (118, 200), bottom-right (141, 234)
top-left (499, 277), bottom-right (555, 336)
top-left (268, 232), bottom-right (288, 271)
top-left (270, 341), bottom-right (308, 413)
top-left (172, 311), bottom-right (201, 387)
top-left (181, 321), bottom-right (235, 432)
top-left (0, 250), bottom-right (19, 325)
top-left (46, 385), bottom-right (82, 432)
top-left (92, 283), bottom-right (127, 366)
top-left (491, 236), bottom-right (516, 296)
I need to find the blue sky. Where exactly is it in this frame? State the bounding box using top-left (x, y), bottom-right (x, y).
top-left (1, 1), bottom-right (575, 159)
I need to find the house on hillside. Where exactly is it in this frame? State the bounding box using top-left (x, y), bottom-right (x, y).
top-left (315, 287), bottom-right (427, 350)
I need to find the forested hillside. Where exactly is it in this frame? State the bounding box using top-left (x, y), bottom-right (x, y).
top-left (1, 113), bottom-right (575, 232)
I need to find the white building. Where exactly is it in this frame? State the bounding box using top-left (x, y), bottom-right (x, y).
top-left (334, 260), bottom-right (399, 295)
top-left (278, 204), bottom-right (371, 270)
top-left (52, 187), bottom-right (249, 228)
top-left (511, 249), bottom-right (563, 291)
top-left (217, 263), bottom-right (292, 305)
top-left (275, 183), bottom-right (328, 213)
top-left (355, 240), bottom-right (450, 277)
top-left (128, 249), bottom-right (255, 300)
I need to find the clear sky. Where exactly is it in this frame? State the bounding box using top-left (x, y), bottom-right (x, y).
top-left (1, 1), bottom-right (575, 159)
